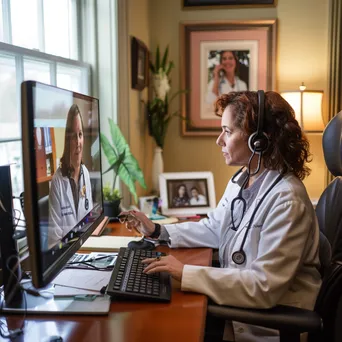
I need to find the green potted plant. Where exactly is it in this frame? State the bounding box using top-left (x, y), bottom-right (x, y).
top-left (100, 118), bottom-right (146, 218)
top-left (102, 185), bottom-right (121, 218)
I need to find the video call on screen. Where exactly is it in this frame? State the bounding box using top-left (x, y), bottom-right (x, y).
top-left (32, 84), bottom-right (102, 251)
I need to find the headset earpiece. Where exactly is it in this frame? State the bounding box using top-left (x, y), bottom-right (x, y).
top-left (248, 90), bottom-right (269, 154)
top-left (248, 132), bottom-right (269, 153)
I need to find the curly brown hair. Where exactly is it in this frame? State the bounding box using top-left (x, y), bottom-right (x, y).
top-left (214, 91), bottom-right (312, 180)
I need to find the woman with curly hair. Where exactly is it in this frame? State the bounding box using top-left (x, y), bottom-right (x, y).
top-left (172, 183), bottom-right (190, 207)
top-left (121, 91), bottom-right (321, 341)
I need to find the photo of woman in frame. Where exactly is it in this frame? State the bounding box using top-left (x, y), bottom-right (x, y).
top-left (205, 49), bottom-right (250, 105)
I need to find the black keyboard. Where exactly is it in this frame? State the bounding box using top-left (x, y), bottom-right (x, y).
top-left (106, 248), bottom-right (172, 302)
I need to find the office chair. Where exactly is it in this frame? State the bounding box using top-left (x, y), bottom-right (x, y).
top-left (207, 111), bottom-right (342, 342)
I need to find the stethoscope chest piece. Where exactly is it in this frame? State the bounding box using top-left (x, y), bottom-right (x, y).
top-left (85, 198), bottom-right (89, 211)
top-left (232, 250), bottom-right (246, 265)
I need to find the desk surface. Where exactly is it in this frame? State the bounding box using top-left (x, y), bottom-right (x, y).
top-left (1, 222), bottom-right (212, 342)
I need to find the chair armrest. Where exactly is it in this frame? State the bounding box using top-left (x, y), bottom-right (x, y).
top-left (207, 304), bottom-right (322, 334)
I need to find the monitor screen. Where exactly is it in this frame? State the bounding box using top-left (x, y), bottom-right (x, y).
top-left (21, 81), bottom-right (104, 288)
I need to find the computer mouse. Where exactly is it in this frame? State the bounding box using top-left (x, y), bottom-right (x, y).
top-left (127, 238), bottom-right (155, 250)
top-left (42, 336), bottom-right (63, 342)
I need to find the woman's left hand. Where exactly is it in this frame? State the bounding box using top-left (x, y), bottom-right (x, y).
top-left (142, 255), bottom-right (184, 282)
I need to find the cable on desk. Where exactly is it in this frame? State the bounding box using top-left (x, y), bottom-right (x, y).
top-left (66, 255), bottom-right (117, 271)
top-left (0, 255), bottom-right (26, 339)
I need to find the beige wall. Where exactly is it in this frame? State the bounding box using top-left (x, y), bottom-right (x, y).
top-left (146, 0), bottom-right (328, 202)
top-left (128, 0), bottom-right (154, 202)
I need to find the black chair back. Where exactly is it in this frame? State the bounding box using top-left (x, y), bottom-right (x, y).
top-left (310, 111), bottom-right (342, 341)
top-left (311, 263), bottom-right (342, 342)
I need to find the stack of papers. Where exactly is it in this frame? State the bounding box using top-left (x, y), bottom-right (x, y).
top-left (80, 236), bottom-right (143, 251)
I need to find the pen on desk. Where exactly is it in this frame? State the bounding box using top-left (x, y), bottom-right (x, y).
top-left (177, 215), bottom-right (202, 220)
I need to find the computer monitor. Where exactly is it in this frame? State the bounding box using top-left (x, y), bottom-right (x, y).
top-left (21, 81), bottom-right (105, 289)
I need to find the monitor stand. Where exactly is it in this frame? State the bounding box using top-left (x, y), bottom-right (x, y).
top-left (1, 280), bottom-right (111, 315)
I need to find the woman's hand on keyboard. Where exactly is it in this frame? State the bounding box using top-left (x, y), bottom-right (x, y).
top-left (120, 210), bottom-right (155, 237)
top-left (142, 255), bottom-right (184, 282)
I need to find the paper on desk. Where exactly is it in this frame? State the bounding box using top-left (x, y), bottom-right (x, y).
top-left (80, 236), bottom-right (143, 251)
top-left (54, 285), bottom-right (100, 297)
top-left (53, 269), bottom-right (112, 292)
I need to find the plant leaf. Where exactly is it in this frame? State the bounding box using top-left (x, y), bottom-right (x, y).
top-left (165, 61), bottom-right (174, 76)
top-left (100, 132), bottom-right (118, 166)
top-left (169, 89), bottom-right (188, 104)
top-left (117, 164), bottom-right (138, 202)
top-left (149, 60), bottom-right (155, 73)
top-left (155, 46), bottom-right (160, 71)
top-left (109, 119), bottom-right (126, 157)
top-left (101, 118), bottom-right (146, 202)
top-left (121, 151), bottom-right (147, 189)
top-left (161, 46), bottom-right (169, 71)
top-left (102, 152), bottom-right (125, 175)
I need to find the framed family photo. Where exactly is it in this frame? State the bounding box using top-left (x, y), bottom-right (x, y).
top-left (183, 0), bottom-right (276, 8)
top-left (131, 36), bottom-right (149, 91)
top-left (159, 172), bottom-right (216, 216)
top-left (180, 20), bottom-right (277, 136)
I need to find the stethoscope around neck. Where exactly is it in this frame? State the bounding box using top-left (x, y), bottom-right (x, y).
top-left (81, 165), bottom-right (89, 211)
top-left (229, 162), bottom-right (283, 265)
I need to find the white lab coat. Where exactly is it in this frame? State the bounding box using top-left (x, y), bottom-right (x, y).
top-left (206, 76), bottom-right (248, 104)
top-left (164, 170), bottom-right (321, 342)
top-left (190, 194), bottom-right (207, 206)
top-left (48, 165), bottom-right (93, 248)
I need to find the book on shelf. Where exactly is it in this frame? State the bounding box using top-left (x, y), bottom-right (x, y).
top-left (44, 127), bottom-right (52, 154)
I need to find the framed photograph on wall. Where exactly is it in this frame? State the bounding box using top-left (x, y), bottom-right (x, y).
top-left (183, 0), bottom-right (276, 8)
top-left (159, 172), bottom-right (216, 216)
top-left (180, 20), bottom-right (277, 136)
top-left (131, 36), bottom-right (149, 91)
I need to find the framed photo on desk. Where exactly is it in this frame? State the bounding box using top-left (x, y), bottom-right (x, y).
top-left (159, 172), bottom-right (216, 216)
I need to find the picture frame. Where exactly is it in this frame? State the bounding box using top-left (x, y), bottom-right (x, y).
top-left (139, 196), bottom-right (158, 216)
top-left (159, 172), bottom-right (216, 216)
top-left (180, 20), bottom-right (277, 136)
top-left (131, 36), bottom-right (149, 91)
top-left (183, 0), bottom-right (276, 9)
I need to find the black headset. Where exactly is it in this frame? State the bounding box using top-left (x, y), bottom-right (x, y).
top-left (230, 90), bottom-right (283, 265)
top-left (247, 90), bottom-right (269, 154)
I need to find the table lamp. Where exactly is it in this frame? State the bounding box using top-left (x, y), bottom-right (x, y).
top-left (281, 83), bottom-right (324, 133)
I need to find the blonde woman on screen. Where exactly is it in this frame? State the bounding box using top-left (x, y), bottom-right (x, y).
top-left (48, 104), bottom-right (93, 248)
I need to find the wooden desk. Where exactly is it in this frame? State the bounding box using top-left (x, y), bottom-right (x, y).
top-left (0, 223), bottom-right (212, 342)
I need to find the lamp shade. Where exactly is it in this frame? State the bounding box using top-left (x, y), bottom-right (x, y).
top-left (281, 90), bottom-right (324, 132)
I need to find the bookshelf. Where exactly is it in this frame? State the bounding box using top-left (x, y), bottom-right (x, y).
top-left (34, 127), bottom-right (57, 183)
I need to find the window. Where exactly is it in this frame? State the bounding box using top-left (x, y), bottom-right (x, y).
top-left (0, 2), bottom-right (4, 42)
top-left (0, 0), bottom-right (91, 213)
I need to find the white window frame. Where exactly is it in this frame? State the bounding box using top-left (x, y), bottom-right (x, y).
top-left (1, 0), bottom-right (79, 59)
top-left (0, 41), bottom-right (91, 145)
top-left (0, 0), bottom-right (92, 204)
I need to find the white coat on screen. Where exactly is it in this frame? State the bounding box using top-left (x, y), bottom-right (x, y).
top-left (48, 164), bottom-right (93, 248)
